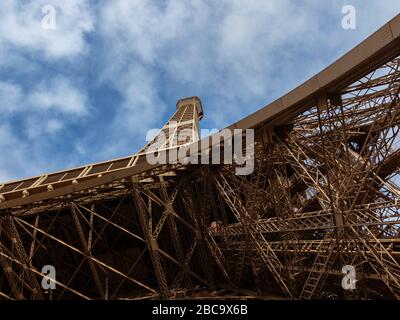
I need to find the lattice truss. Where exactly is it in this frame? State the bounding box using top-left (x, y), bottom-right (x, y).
top-left (0, 55), bottom-right (399, 300)
top-left (0, 98), bottom-right (215, 300)
top-left (210, 56), bottom-right (400, 299)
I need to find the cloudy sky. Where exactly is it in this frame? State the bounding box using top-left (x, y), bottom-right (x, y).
top-left (0, 0), bottom-right (399, 182)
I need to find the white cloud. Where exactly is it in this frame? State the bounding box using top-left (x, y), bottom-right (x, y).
top-left (25, 116), bottom-right (65, 139)
top-left (0, 124), bottom-right (42, 181)
top-left (0, 77), bottom-right (88, 116)
top-left (90, 0), bottom-right (400, 158)
top-left (0, 0), bottom-right (94, 60)
top-left (96, 0), bottom-right (323, 130)
top-left (0, 76), bottom-right (88, 180)
top-left (0, 81), bottom-right (23, 112)
top-left (28, 78), bottom-right (88, 115)
top-left (94, 63), bottom-right (167, 157)
top-left (46, 118), bottom-right (64, 133)
top-left (1, 0), bottom-right (400, 182)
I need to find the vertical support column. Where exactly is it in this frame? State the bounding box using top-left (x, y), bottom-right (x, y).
top-left (181, 179), bottom-right (217, 288)
top-left (159, 176), bottom-right (193, 290)
top-left (0, 253), bottom-right (25, 299)
top-left (70, 204), bottom-right (105, 299)
top-left (0, 215), bottom-right (44, 299)
top-left (317, 93), bottom-right (345, 230)
top-left (300, 93), bottom-right (343, 299)
top-left (132, 179), bottom-right (170, 298)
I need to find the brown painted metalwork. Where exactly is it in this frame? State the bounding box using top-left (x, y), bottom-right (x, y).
top-left (0, 15), bottom-right (399, 299)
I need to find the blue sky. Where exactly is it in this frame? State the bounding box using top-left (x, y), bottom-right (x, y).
top-left (0, 0), bottom-right (399, 182)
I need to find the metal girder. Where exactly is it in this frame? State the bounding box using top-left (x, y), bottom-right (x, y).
top-left (0, 16), bottom-right (399, 300)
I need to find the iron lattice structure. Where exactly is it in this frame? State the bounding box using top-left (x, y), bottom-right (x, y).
top-left (0, 15), bottom-right (399, 300)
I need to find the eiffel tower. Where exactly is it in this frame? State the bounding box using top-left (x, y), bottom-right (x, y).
top-left (0, 15), bottom-right (399, 300)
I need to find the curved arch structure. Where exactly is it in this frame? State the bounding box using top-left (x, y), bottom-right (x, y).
top-left (0, 15), bottom-right (399, 299)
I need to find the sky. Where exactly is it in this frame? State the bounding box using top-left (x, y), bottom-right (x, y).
top-left (0, 0), bottom-right (399, 182)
